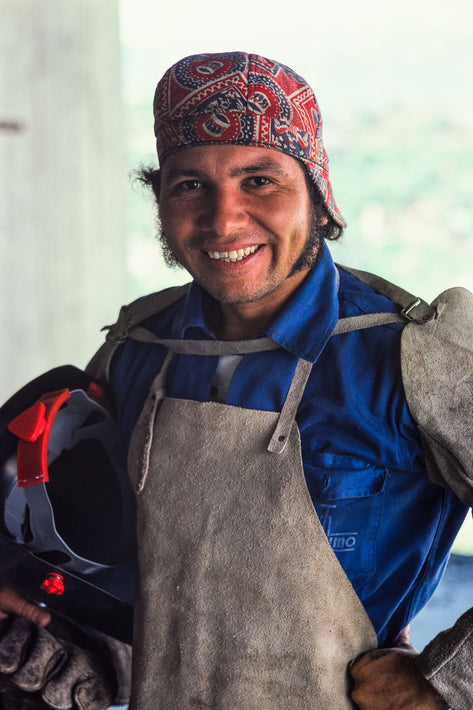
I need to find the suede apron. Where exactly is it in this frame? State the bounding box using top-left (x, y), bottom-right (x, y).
top-left (125, 335), bottom-right (377, 710)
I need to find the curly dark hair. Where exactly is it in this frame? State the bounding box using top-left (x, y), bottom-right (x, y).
top-left (136, 164), bottom-right (344, 242)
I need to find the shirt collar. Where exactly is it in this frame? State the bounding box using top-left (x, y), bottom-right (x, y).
top-left (170, 279), bottom-right (216, 340)
top-left (173, 241), bottom-right (339, 362)
top-left (265, 241), bottom-right (339, 362)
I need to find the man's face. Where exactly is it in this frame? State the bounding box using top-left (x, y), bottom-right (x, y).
top-left (158, 144), bottom-right (319, 307)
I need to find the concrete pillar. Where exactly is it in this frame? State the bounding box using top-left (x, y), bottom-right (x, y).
top-left (0, 0), bottom-right (127, 400)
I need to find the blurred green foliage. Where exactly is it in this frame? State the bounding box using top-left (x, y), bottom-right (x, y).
top-left (327, 107), bottom-right (473, 300)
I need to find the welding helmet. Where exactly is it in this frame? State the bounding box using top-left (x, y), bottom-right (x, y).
top-left (0, 366), bottom-right (135, 643)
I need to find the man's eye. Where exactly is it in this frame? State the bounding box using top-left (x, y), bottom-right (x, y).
top-left (249, 176), bottom-right (271, 187)
top-left (176, 179), bottom-right (202, 191)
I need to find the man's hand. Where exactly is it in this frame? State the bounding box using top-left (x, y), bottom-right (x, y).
top-left (350, 645), bottom-right (449, 710)
top-left (0, 616), bottom-right (115, 710)
top-left (0, 585), bottom-right (51, 626)
top-left (0, 586), bottom-right (125, 709)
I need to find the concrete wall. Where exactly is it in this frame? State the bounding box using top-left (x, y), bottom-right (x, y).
top-left (0, 0), bottom-right (127, 401)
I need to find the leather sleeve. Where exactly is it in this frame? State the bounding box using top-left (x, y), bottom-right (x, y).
top-left (400, 288), bottom-right (473, 707)
top-left (416, 606), bottom-right (473, 710)
top-left (400, 287), bottom-right (473, 509)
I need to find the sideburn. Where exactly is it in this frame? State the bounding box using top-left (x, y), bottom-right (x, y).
top-left (288, 211), bottom-right (323, 276)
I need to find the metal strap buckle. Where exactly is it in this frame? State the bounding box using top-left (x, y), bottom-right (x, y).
top-left (401, 298), bottom-right (422, 321)
top-left (103, 323), bottom-right (129, 344)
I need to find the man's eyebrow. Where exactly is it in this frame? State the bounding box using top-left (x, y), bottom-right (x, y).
top-left (164, 161), bottom-right (289, 182)
top-left (229, 161), bottom-right (288, 178)
top-left (163, 167), bottom-right (207, 182)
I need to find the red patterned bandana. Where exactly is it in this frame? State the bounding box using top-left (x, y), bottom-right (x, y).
top-left (154, 52), bottom-right (346, 227)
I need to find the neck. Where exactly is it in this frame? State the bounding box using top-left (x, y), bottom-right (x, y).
top-left (209, 304), bottom-right (272, 341)
top-left (205, 271), bottom-right (309, 341)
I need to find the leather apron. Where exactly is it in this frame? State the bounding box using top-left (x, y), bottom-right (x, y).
top-left (125, 334), bottom-right (377, 709)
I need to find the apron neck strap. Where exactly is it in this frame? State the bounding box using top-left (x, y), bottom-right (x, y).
top-left (268, 358), bottom-right (313, 454)
top-left (146, 346), bottom-right (312, 457)
top-left (128, 330), bottom-right (280, 356)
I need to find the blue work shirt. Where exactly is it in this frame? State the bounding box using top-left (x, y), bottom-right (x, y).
top-left (110, 242), bottom-right (468, 647)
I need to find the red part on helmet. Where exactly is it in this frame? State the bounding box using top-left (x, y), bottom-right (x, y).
top-left (41, 573), bottom-right (65, 596)
top-left (8, 401), bottom-right (47, 441)
top-left (7, 389), bottom-right (71, 487)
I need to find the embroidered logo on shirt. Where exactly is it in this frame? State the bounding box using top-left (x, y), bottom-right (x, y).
top-left (324, 514), bottom-right (358, 552)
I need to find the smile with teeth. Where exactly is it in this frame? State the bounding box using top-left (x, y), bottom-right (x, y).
top-left (206, 245), bottom-right (260, 263)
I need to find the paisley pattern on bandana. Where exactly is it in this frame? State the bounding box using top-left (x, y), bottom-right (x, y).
top-left (153, 52), bottom-right (346, 227)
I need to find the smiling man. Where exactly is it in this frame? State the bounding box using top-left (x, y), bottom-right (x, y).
top-left (2, 52), bottom-right (472, 710)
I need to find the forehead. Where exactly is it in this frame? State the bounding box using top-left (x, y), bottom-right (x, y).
top-left (161, 144), bottom-right (308, 181)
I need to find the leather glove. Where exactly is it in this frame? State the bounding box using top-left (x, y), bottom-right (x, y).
top-left (0, 672), bottom-right (50, 709)
top-left (0, 616), bottom-right (129, 710)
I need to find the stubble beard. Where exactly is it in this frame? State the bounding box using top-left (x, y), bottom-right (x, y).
top-left (156, 210), bottom-right (322, 301)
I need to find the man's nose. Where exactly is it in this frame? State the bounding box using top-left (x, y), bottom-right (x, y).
top-left (203, 187), bottom-right (247, 237)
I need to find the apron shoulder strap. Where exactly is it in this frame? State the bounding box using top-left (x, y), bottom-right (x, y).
top-left (85, 284), bottom-right (190, 382)
top-left (337, 264), bottom-right (435, 324)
